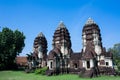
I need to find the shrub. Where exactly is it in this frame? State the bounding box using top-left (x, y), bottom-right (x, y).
top-left (35, 67), bottom-right (48, 75)
top-left (0, 63), bottom-right (5, 70)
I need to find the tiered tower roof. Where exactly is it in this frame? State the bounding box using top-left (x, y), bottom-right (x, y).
top-left (82, 18), bottom-right (101, 41)
top-left (53, 21), bottom-right (71, 48)
top-left (33, 32), bottom-right (47, 49)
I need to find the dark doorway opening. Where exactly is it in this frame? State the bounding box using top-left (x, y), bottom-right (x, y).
top-left (50, 62), bottom-right (53, 69)
top-left (106, 62), bottom-right (109, 66)
top-left (74, 63), bottom-right (78, 68)
top-left (87, 61), bottom-right (90, 68)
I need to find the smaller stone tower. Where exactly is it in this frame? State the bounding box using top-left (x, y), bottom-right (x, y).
top-left (33, 32), bottom-right (47, 67)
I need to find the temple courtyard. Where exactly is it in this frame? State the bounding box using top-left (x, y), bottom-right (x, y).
top-left (0, 70), bottom-right (120, 80)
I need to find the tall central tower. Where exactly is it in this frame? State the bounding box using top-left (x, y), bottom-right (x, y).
top-left (52, 21), bottom-right (72, 57)
top-left (47, 21), bottom-right (72, 71)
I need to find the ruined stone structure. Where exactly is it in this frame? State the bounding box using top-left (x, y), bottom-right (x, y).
top-left (33, 32), bottom-right (47, 68)
top-left (33, 18), bottom-right (115, 77)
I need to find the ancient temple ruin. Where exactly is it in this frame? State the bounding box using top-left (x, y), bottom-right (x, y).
top-left (32, 18), bottom-right (115, 77)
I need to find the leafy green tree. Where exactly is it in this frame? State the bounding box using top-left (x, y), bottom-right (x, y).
top-left (108, 43), bottom-right (120, 71)
top-left (0, 27), bottom-right (25, 70)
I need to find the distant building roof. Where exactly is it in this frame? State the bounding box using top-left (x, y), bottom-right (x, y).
top-left (16, 56), bottom-right (28, 66)
top-left (70, 52), bottom-right (82, 60)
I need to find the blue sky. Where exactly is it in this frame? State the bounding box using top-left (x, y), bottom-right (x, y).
top-left (0, 0), bottom-right (120, 56)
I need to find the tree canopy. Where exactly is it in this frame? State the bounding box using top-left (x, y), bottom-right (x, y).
top-left (0, 27), bottom-right (25, 70)
top-left (108, 43), bottom-right (120, 71)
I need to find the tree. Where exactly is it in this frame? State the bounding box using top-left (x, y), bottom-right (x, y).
top-left (108, 43), bottom-right (120, 71)
top-left (0, 27), bottom-right (25, 70)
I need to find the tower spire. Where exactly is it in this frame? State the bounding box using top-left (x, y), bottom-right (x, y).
top-left (57, 21), bottom-right (66, 30)
top-left (85, 17), bottom-right (95, 25)
top-left (38, 32), bottom-right (45, 37)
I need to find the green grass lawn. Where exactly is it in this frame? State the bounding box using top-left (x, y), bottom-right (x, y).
top-left (0, 71), bottom-right (120, 80)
